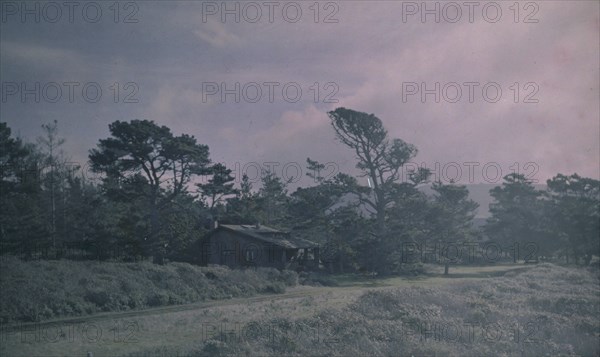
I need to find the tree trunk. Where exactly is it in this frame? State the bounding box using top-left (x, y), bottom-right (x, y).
top-left (374, 198), bottom-right (387, 275)
top-left (149, 189), bottom-right (160, 262)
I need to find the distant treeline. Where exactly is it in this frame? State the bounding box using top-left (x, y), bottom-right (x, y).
top-left (1, 109), bottom-right (598, 273)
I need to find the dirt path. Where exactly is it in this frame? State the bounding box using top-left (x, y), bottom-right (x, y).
top-left (1, 264), bottom-right (537, 357)
top-left (3, 264), bottom-right (532, 332)
top-left (1, 285), bottom-right (328, 332)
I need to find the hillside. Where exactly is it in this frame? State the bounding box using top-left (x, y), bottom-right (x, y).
top-left (2, 263), bottom-right (597, 356)
top-left (0, 257), bottom-right (297, 324)
top-left (127, 263), bottom-right (600, 357)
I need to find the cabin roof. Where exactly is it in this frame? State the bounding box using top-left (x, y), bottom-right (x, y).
top-left (211, 224), bottom-right (319, 249)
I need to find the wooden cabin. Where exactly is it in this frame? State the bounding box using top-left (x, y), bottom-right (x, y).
top-left (199, 224), bottom-right (319, 270)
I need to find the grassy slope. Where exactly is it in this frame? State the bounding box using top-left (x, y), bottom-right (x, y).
top-left (129, 263), bottom-right (598, 357)
top-left (2, 263), bottom-right (597, 356)
top-left (0, 257), bottom-right (297, 323)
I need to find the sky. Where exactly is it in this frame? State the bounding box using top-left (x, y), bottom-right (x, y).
top-left (1, 1), bottom-right (599, 189)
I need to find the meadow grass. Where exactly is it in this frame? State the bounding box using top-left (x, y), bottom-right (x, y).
top-left (2, 262), bottom-right (597, 356)
top-left (0, 256), bottom-right (297, 324)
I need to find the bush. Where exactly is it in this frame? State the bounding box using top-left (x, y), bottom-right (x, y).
top-left (278, 269), bottom-right (299, 286)
top-left (0, 257), bottom-right (297, 323)
top-left (146, 291), bottom-right (170, 307)
top-left (299, 272), bottom-right (339, 286)
top-left (265, 282), bottom-right (286, 293)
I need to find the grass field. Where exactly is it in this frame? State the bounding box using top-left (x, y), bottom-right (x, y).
top-left (0, 257), bottom-right (297, 324)
top-left (1, 262), bottom-right (598, 356)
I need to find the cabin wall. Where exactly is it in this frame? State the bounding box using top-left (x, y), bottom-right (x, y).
top-left (200, 230), bottom-right (288, 269)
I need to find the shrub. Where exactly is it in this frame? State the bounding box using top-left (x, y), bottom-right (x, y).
top-left (299, 272), bottom-right (339, 286)
top-left (146, 291), bottom-right (170, 307)
top-left (265, 282), bottom-right (286, 294)
top-left (0, 258), bottom-right (295, 323)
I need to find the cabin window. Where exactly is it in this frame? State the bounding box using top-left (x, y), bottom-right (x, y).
top-left (245, 250), bottom-right (255, 261)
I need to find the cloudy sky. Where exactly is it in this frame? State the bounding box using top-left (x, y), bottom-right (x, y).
top-left (1, 1), bottom-right (598, 188)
